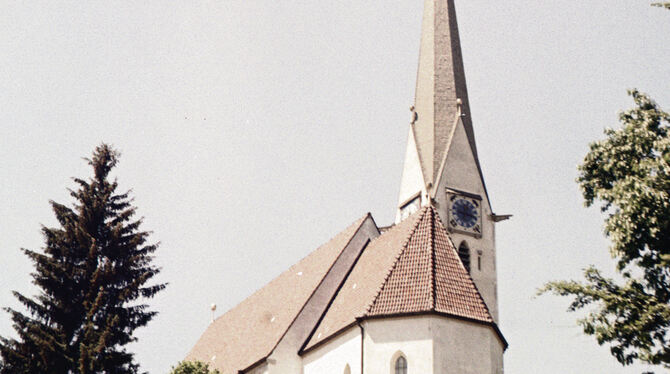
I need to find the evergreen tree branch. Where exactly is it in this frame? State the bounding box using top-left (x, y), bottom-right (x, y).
top-left (0, 143), bottom-right (164, 374)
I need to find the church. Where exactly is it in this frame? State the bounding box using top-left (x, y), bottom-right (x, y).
top-left (187, 0), bottom-right (508, 373)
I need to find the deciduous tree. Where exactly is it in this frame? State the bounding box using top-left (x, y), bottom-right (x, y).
top-left (169, 361), bottom-right (221, 374)
top-left (541, 91), bottom-right (670, 371)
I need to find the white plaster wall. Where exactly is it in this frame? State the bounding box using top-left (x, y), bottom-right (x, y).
top-left (396, 128), bottom-right (428, 223)
top-left (432, 317), bottom-right (504, 374)
top-left (489, 328), bottom-right (504, 374)
top-left (303, 327), bottom-right (362, 374)
top-left (435, 118), bottom-right (499, 321)
top-left (245, 362), bottom-right (269, 374)
top-left (362, 315), bottom-right (503, 374)
top-left (362, 316), bottom-right (434, 374)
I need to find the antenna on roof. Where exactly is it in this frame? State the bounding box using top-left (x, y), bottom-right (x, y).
top-left (210, 303), bottom-right (217, 322)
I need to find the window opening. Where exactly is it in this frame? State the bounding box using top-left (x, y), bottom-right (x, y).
top-left (395, 356), bottom-right (407, 374)
top-left (458, 242), bottom-right (470, 273)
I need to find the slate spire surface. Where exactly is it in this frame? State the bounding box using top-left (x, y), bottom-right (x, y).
top-left (413, 0), bottom-right (479, 186)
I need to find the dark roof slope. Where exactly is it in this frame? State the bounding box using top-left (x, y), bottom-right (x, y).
top-left (186, 214), bottom-right (370, 374)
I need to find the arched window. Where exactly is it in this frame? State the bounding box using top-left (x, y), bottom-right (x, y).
top-left (458, 241), bottom-right (470, 273)
top-left (395, 356), bottom-right (407, 374)
top-left (344, 364), bottom-right (351, 374)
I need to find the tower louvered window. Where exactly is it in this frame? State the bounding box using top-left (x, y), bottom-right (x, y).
top-left (395, 356), bottom-right (407, 374)
top-left (458, 242), bottom-right (470, 273)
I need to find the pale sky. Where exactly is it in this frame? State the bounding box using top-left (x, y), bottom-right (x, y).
top-left (1, 1), bottom-right (669, 373)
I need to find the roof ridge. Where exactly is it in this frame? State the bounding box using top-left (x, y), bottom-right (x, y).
top-left (264, 212), bottom-right (374, 361)
top-left (364, 207), bottom-right (429, 315)
top-left (363, 206), bottom-right (423, 251)
top-left (187, 212), bottom-right (373, 373)
top-left (428, 206), bottom-right (436, 311)
top-left (264, 213), bottom-right (371, 279)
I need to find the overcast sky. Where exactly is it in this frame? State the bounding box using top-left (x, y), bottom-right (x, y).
top-left (1, 1), bottom-right (669, 373)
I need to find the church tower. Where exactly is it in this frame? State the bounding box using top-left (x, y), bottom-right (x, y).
top-left (395, 0), bottom-right (504, 321)
top-left (188, 2), bottom-right (507, 373)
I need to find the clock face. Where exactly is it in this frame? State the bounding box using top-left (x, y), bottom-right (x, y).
top-left (452, 199), bottom-right (478, 228)
top-left (448, 193), bottom-right (482, 236)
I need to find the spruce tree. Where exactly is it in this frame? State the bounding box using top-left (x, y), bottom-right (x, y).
top-left (0, 144), bottom-right (165, 374)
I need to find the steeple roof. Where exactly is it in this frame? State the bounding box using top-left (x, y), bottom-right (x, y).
top-left (187, 3), bottom-right (505, 371)
top-left (412, 0), bottom-right (480, 186)
top-left (368, 206), bottom-right (491, 320)
top-left (302, 206), bottom-right (502, 352)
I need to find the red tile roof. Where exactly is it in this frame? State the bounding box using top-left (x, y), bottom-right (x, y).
top-left (303, 206), bottom-right (495, 352)
top-left (369, 206), bottom-right (492, 321)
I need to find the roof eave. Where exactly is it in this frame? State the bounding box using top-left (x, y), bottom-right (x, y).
top-left (362, 311), bottom-right (508, 350)
top-left (299, 321), bottom-right (359, 356)
top-left (239, 357), bottom-right (267, 374)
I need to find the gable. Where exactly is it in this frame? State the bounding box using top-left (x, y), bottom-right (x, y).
top-left (186, 214), bottom-right (371, 374)
top-left (302, 211), bottom-right (423, 351)
top-left (436, 116), bottom-right (489, 207)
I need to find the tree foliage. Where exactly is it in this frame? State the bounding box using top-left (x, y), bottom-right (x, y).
top-left (0, 144), bottom-right (165, 374)
top-left (541, 91), bottom-right (670, 370)
top-left (652, 2), bottom-right (670, 10)
top-left (169, 361), bottom-right (221, 374)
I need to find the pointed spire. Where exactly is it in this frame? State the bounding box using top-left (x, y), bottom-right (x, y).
top-left (412, 0), bottom-right (478, 186)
